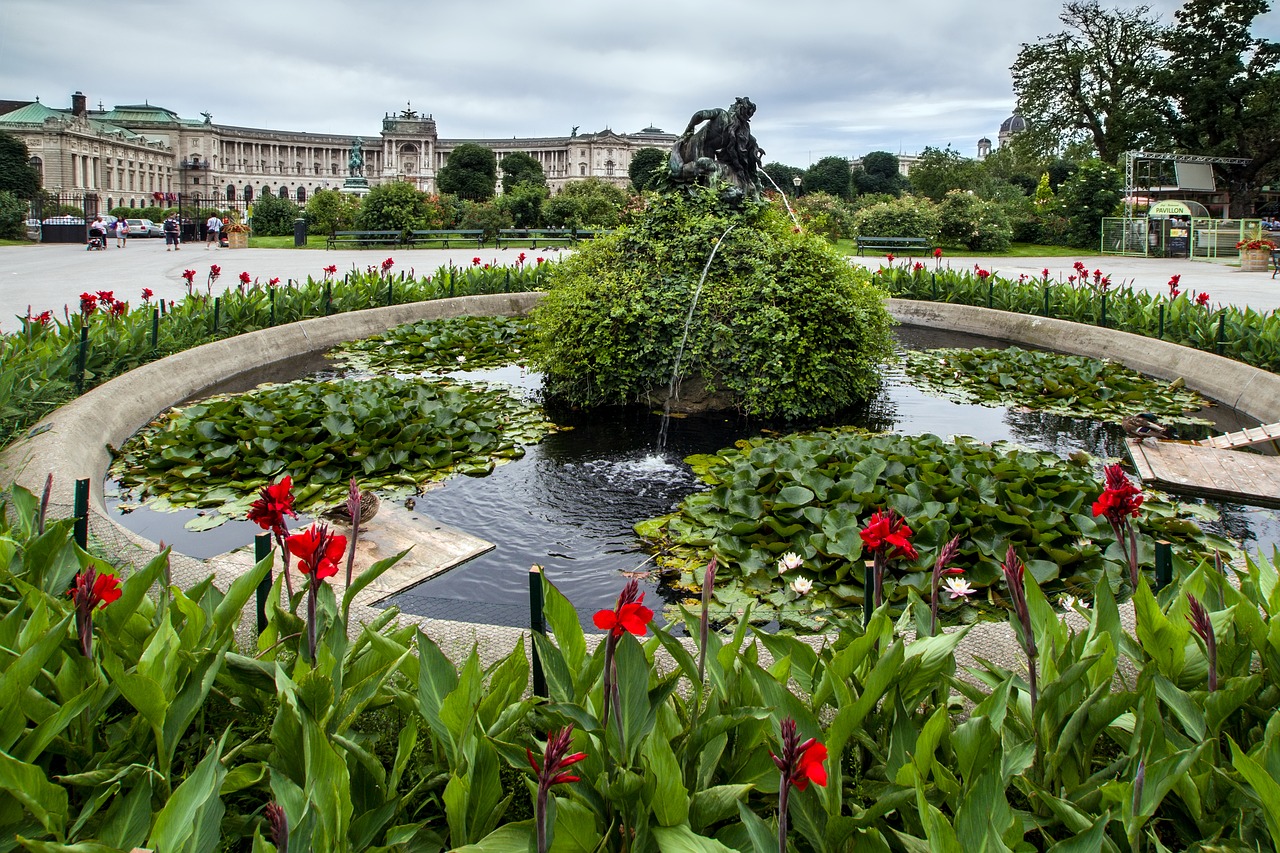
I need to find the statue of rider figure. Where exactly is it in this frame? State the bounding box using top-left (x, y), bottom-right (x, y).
top-left (348, 138), bottom-right (365, 178)
top-left (667, 97), bottom-right (765, 202)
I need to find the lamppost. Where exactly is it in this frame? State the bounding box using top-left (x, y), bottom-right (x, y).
top-left (792, 175), bottom-right (802, 197)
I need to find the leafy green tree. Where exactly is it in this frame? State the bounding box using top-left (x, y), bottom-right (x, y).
top-left (1011, 1), bottom-right (1168, 162)
top-left (248, 191), bottom-right (299, 236)
top-left (499, 152), bottom-right (546, 194)
top-left (851, 196), bottom-right (941, 241)
top-left (1056, 158), bottom-right (1122, 247)
top-left (852, 152), bottom-right (908, 196)
top-left (542, 178), bottom-right (628, 228)
top-left (495, 182), bottom-right (548, 228)
top-left (305, 189), bottom-right (361, 235)
top-left (803, 157), bottom-right (853, 200)
top-left (762, 162), bottom-right (806, 195)
top-left (0, 190), bottom-right (27, 239)
top-left (457, 199), bottom-right (511, 242)
top-left (908, 147), bottom-right (990, 201)
top-left (357, 181), bottom-right (432, 232)
top-left (937, 190), bottom-right (1014, 252)
top-left (438, 143), bottom-right (498, 201)
top-left (628, 147), bottom-right (667, 192)
top-left (0, 131), bottom-right (40, 199)
top-left (1159, 0), bottom-right (1280, 215)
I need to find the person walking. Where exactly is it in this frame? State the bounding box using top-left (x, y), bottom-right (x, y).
top-left (88, 215), bottom-right (108, 250)
top-left (164, 214), bottom-right (180, 251)
top-left (205, 213), bottom-right (222, 249)
top-left (116, 218), bottom-right (129, 248)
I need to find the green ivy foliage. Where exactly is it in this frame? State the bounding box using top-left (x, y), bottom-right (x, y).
top-left (529, 190), bottom-right (895, 419)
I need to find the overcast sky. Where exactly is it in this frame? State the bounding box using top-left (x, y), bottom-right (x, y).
top-left (2, 0), bottom-right (1276, 169)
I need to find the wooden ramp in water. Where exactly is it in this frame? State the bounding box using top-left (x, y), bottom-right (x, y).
top-left (1194, 422), bottom-right (1280, 451)
top-left (1126, 437), bottom-right (1280, 509)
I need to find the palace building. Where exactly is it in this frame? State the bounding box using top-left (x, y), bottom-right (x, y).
top-left (0, 92), bottom-right (676, 208)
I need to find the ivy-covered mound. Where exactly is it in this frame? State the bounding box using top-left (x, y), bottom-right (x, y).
top-left (638, 429), bottom-right (1231, 621)
top-left (111, 374), bottom-right (556, 528)
top-left (903, 345), bottom-right (1212, 424)
top-left (529, 190), bottom-right (895, 419)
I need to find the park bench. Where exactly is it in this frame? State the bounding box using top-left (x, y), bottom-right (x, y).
top-left (406, 229), bottom-right (486, 249)
top-left (327, 230), bottom-right (402, 249)
top-left (498, 228), bottom-right (576, 249)
top-left (855, 236), bottom-right (932, 257)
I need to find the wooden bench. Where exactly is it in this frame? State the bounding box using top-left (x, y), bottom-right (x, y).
top-left (855, 236), bottom-right (932, 257)
top-left (406, 229), bottom-right (485, 249)
top-left (498, 228), bottom-right (576, 249)
top-left (326, 230), bottom-right (402, 249)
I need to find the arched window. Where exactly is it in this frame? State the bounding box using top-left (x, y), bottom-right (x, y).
top-left (605, 160), bottom-right (615, 176)
top-left (106, 197), bottom-right (113, 209)
top-left (313, 162), bottom-right (321, 175)
top-left (331, 163), bottom-right (340, 176)
top-left (278, 186), bottom-right (289, 199)
top-left (296, 186), bottom-right (307, 202)
top-left (28, 156), bottom-right (42, 181)
top-left (261, 185), bottom-right (271, 199)
top-left (244, 185), bottom-right (254, 201)
top-left (580, 164), bottom-right (587, 176)
top-left (226, 184), bottom-right (236, 201)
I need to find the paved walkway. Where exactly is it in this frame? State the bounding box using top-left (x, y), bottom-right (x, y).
top-left (1, 242), bottom-right (1276, 327)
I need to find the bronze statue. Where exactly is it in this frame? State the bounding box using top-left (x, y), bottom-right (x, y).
top-left (668, 97), bottom-right (765, 202)
top-left (348, 138), bottom-right (365, 177)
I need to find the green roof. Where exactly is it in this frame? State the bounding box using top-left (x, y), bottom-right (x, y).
top-left (0, 101), bottom-right (65, 125)
top-left (99, 104), bottom-right (181, 124)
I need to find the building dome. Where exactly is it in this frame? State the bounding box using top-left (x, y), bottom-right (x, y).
top-left (999, 114), bottom-right (1027, 134)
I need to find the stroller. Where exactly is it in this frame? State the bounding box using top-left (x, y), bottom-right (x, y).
top-left (86, 234), bottom-right (106, 251)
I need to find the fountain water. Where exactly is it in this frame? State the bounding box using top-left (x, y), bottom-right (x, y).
top-left (657, 223), bottom-right (736, 451)
top-left (759, 170), bottom-right (804, 232)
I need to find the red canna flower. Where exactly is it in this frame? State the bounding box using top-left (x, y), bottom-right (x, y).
top-left (1042, 268), bottom-right (1050, 279)
top-left (248, 475), bottom-right (297, 538)
top-left (1196, 291), bottom-right (1210, 306)
top-left (239, 271), bottom-right (251, 285)
top-left (885, 253), bottom-right (895, 263)
top-left (182, 269), bottom-right (196, 284)
top-left (68, 566), bottom-right (122, 657)
top-left (96, 290), bottom-right (114, 302)
top-left (860, 509), bottom-right (917, 560)
top-left (79, 292), bottom-right (97, 314)
top-left (536, 256), bottom-right (545, 265)
top-left (472, 256), bottom-right (481, 266)
top-left (209, 264), bottom-right (221, 279)
top-left (976, 268), bottom-right (990, 280)
top-left (286, 523), bottom-right (347, 581)
top-left (529, 727), bottom-right (586, 853)
top-left (933, 247), bottom-right (943, 258)
top-left (109, 299), bottom-right (127, 317)
top-left (1168, 274), bottom-right (1181, 295)
top-left (593, 592), bottom-right (653, 637)
top-left (517, 252), bottom-right (527, 266)
top-left (323, 264), bottom-right (337, 277)
top-left (141, 288), bottom-right (154, 301)
top-left (381, 257), bottom-right (395, 272)
top-left (770, 717), bottom-right (828, 851)
top-left (913, 261), bottom-right (924, 272)
top-left (29, 310), bottom-right (52, 326)
top-left (1093, 463), bottom-right (1143, 589)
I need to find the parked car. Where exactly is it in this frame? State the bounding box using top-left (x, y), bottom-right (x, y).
top-left (124, 218), bottom-right (164, 238)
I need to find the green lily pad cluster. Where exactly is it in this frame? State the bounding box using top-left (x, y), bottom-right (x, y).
top-left (637, 429), bottom-right (1233, 620)
top-left (111, 374), bottom-right (557, 529)
top-left (903, 346), bottom-right (1211, 424)
top-left (332, 315), bottom-right (530, 375)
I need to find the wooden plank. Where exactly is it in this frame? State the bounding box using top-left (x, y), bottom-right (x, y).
top-left (1196, 421), bottom-right (1280, 449)
top-left (1126, 439), bottom-right (1280, 508)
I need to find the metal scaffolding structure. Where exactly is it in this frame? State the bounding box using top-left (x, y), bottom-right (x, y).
top-left (1124, 150), bottom-right (1253, 219)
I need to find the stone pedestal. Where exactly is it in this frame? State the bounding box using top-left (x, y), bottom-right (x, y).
top-left (342, 176), bottom-right (371, 198)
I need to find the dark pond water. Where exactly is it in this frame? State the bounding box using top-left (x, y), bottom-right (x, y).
top-left (106, 325), bottom-right (1280, 626)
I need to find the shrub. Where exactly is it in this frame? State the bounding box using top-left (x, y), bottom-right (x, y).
top-left (530, 189), bottom-right (895, 419)
top-left (305, 188), bottom-right (361, 235)
top-left (852, 195), bottom-right (941, 241)
top-left (457, 199), bottom-right (511, 242)
top-left (248, 191), bottom-right (299, 236)
top-left (0, 189), bottom-right (26, 239)
top-left (791, 191), bottom-right (855, 241)
top-left (937, 189), bottom-right (1013, 252)
top-left (356, 181), bottom-right (432, 233)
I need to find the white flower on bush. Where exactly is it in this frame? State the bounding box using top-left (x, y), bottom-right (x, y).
top-left (790, 577), bottom-right (813, 596)
top-left (778, 552), bottom-right (803, 574)
top-left (943, 577), bottom-right (976, 599)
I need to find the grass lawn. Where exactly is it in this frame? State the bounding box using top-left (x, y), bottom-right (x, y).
top-left (0, 239), bottom-right (40, 247)
top-left (832, 238), bottom-right (1095, 258)
top-left (248, 235), bottom-right (329, 249)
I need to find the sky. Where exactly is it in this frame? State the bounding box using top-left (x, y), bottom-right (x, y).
top-left (2, 0), bottom-right (1277, 169)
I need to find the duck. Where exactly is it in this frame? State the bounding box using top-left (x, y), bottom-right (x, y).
top-left (1122, 413), bottom-right (1175, 440)
top-left (322, 490), bottom-right (380, 527)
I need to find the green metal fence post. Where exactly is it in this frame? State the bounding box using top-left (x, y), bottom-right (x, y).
top-left (529, 566), bottom-right (547, 698)
top-left (324, 282), bottom-right (332, 316)
top-left (1216, 313), bottom-right (1226, 354)
top-left (931, 272), bottom-right (937, 300)
top-left (1155, 541), bottom-right (1173, 590)
top-left (255, 533), bottom-right (273, 634)
top-left (73, 478), bottom-right (89, 549)
top-left (269, 287), bottom-right (276, 326)
top-left (449, 268), bottom-right (456, 298)
top-left (212, 297), bottom-right (220, 333)
top-left (1158, 304), bottom-right (1165, 339)
top-left (386, 279), bottom-right (393, 307)
top-left (76, 325), bottom-right (88, 395)
top-left (1100, 293), bottom-right (1108, 328)
top-left (1043, 284), bottom-right (1050, 317)
top-left (864, 562), bottom-right (874, 627)
top-left (150, 308), bottom-right (159, 353)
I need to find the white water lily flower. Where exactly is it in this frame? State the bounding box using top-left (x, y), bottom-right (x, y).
top-left (1059, 594), bottom-right (1090, 611)
top-left (943, 577), bottom-right (976, 599)
top-left (778, 552), bottom-right (803, 573)
top-left (791, 577), bottom-right (813, 596)
top-left (456, 355), bottom-right (467, 363)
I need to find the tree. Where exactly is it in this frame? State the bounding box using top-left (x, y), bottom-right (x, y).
top-left (305, 189), bottom-right (361, 235)
top-left (628, 147), bottom-right (667, 192)
top-left (495, 181), bottom-right (548, 228)
top-left (0, 190), bottom-right (26, 239)
top-left (437, 143), bottom-right (497, 201)
top-left (1159, 0), bottom-right (1280, 215)
top-left (804, 157), bottom-right (852, 200)
top-left (0, 131), bottom-right (41, 199)
top-left (1010, 1), bottom-right (1168, 162)
top-left (543, 178), bottom-right (628, 228)
top-left (248, 192), bottom-right (299, 236)
top-left (907, 147), bottom-right (989, 201)
top-left (762, 162), bottom-right (805, 195)
top-left (851, 152), bottom-right (908, 196)
top-left (1056, 158), bottom-right (1122, 247)
top-left (499, 152), bottom-right (546, 194)
top-left (357, 181), bottom-right (433, 232)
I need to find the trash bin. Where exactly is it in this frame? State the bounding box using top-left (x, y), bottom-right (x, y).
top-left (294, 217), bottom-right (307, 248)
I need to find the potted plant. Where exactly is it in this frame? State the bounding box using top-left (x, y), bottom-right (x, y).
top-left (1237, 235), bottom-right (1277, 272)
top-left (224, 211), bottom-right (249, 249)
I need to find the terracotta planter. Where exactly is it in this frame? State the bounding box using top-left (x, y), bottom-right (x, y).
top-left (226, 231), bottom-right (249, 249)
top-left (1240, 248), bottom-right (1271, 272)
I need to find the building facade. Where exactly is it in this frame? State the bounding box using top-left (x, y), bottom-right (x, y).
top-left (0, 93), bottom-right (676, 209)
